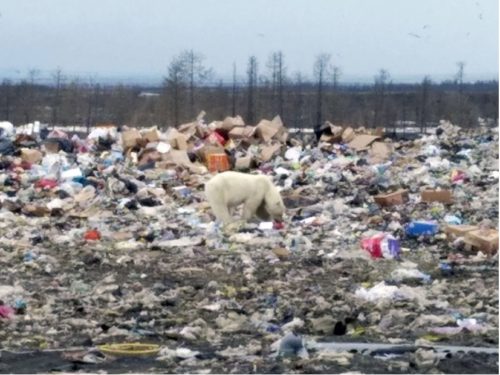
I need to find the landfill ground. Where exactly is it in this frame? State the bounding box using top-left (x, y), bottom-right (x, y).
top-left (0, 118), bottom-right (499, 373)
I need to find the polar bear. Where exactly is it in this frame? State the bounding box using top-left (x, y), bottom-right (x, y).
top-left (205, 171), bottom-right (285, 225)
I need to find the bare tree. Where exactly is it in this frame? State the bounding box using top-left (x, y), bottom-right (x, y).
top-left (455, 61), bottom-right (466, 126)
top-left (293, 72), bottom-right (305, 131)
top-left (332, 66), bottom-right (341, 90)
top-left (164, 55), bottom-right (187, 126)
top-left (329, 66), bottom-right (342, 122)
top-left (25, 69), bottom-right (39, 123)
top-left (180, 50), bottom-right (213, 118)
top-left (51, 67), bottom-right (65, 125)
top-left (232, 62), bottom-right (237, 117)
top-left (419, 76), bottom-right (432, 133)
top-left (314, 53), bottom-right (331, 130)
top-left (246, 56), bottom-right (258, 124)
top-left (373, 69), bottom-right (390, 128)
top-left (267, 51), bottom-right (286, 118)
top-left (0, 79), bottom-right (13, 121)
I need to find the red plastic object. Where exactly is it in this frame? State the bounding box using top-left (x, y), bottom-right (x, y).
top-left (206, 132), bottom-right (226, 146)
top-left (451, 170), bottom-right (466, 183)
top-left (273, 221), bottom-right (285, 230)
top-left (35, 179), bottom-right (58, 190)
top-left (361, 234), bottom-right (384, 258)
top-left (84, 230), bottom-right (101, 241)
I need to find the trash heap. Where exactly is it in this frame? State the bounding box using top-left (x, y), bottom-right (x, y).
top-left (0, 117), bottom-right (498, 373)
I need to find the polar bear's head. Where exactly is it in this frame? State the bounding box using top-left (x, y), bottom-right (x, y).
top-left (264, 186), bottom-right (286, 221)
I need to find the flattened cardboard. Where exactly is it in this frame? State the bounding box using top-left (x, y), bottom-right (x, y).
top-left (163, 150), bottom-right (193, 168)
top-left (143, 127), bottom-right (160, 143)
top-left (327, 122), bottom-right (344, 137)
top-left (271, 115), bottom-right (284, 130)
top-left (178, 122), bottom-right (197, 139)
top-left (165, 128), bottom-right (188, 150)
top-left (421, 188), bottom-right (453, 203)
top-left (229, 126), bottom-right (256, 139)
top-left (348, 134), bottom-right (381, 151)
top-left (260, 143), bottom-right (282, 162)
top-left (221, 115), bottom-right (245, 131)
top-left (374, 189), bottom-right (409, 207)
top-left (122, 129), bottom-right (142, 149)
top-left (341, 127), bottom-right (355, 143)
top-left (256, 119), bottom-right (279, 142)
top-left (370, 142), bottom-right (391, 161)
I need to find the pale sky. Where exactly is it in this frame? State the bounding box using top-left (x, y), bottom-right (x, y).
top-left (0, 0), bottom-right (498, 83)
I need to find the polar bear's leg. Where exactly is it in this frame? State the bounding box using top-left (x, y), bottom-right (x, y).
top-left (242, 197), bottom-right (263, 221)
top-left (256, 201), bottom-right (271, 221)
top-left (210, 203), bottom-right (233, 225)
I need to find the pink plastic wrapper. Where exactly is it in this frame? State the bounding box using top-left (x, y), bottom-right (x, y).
top-left (0, 305), bottom-right (14, 319)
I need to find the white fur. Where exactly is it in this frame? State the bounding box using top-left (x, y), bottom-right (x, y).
top-left (205, 171), bottom-right (285, 225)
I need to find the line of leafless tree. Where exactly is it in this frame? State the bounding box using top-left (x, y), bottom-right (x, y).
top-left (0, 51), bottom-right (498, 132)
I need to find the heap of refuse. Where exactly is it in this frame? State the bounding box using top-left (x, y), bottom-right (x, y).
top-left (0, 116), bottom-right (498, 373)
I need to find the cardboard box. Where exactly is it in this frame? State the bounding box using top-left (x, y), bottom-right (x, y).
top-left (234, 156), bottom-right (253, 170)
top-left (256, 119), bottom-right (280, 142)
top-left (143, 127), bottom-right (160, 143)
top-left (341, 127), bottom-right (356, 143)
top-left (276, 128), bottom-right (289, 143)
top-left (122, 129), bottom-right (142, 149)
top-left (229, 126), bottom-right (256, 139)
top-left (374, 189), bottom-right (409, 207)
top-left (369, 142), bottom-right (392, 161)
top-left (221, 115), bottom-right (245, 131)
top-left (21, 148), bottom-right (43, 164)
top-left (260, 143), bottom-right (282, 162)
top-left (348, 134), bottom-right (381, 151)
top-left (421, 188), bottom-right (453, 203)
top-left (465, 229), bottom-right (499, 255)
top-left (178, 122), bottom-right (198, 139)
top-left (157, 152), bottom-right (207, 175)
top-left (444, 224), bottom-right (478, 240)
top-left (165, 128), bottom-right (189, 150)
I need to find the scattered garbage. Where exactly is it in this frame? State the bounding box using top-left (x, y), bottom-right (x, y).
top-left (0, 117), bottom-right (498, 373)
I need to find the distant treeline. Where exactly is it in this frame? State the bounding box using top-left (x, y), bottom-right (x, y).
top-left (0, 51), bottom-right (498, 131)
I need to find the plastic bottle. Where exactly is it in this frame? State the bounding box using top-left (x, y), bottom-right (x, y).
top-left (405, 221), bottom-right (439, 236)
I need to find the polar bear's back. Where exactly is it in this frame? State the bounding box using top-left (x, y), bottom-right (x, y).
top-left (205, 171), bottom-right (271, 206)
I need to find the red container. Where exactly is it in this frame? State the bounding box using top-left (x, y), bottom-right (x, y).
top-left (207, 153), bottom-right (230, 172)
